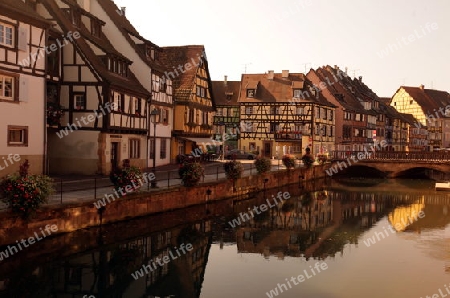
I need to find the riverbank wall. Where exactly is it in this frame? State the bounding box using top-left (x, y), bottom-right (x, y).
top-left (0, 164), bottom-right (330, 245)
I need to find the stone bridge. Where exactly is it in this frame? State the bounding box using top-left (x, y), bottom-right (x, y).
top-left (330, 151), bottom-right (450, 178)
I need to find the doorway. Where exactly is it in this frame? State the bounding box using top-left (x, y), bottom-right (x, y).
top-left (111, 142), bottom-right (119, 170)
top-left (263, 141), bottom-right (272, 158)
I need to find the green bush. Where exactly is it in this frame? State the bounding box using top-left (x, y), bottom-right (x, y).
top-left (0, 160), bottom-right (54, 218)
top-left (254, 157), bottom-right (272, 174)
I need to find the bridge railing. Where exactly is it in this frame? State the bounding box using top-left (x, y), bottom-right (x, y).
top-left (330, 151), bottom-right (450, 161)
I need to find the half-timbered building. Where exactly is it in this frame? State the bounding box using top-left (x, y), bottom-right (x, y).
top-left (0, 0), bottom-right (51, 177)
top-left (159, 45), bottom-right (216, 160)
top-left (92, 0), bottom-right (174, 167)
top-left (37, 0), bottom-right (151, 174)
top-left (307, 66), bottom-right (376, 153)
top-left (239, 70), bottom-right (335, 158)
top-left (211, 77), bottom-right (240, 150)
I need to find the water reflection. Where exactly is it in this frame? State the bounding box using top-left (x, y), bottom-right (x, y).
top-left (1, 180), bottom-right (450, 297)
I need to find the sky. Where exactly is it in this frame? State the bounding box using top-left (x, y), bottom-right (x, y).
top-left (111, 0), bottom-right (449, 97)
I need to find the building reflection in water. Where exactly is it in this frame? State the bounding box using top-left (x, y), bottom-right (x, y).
top-left (1, 186), bottom-right (450, 297)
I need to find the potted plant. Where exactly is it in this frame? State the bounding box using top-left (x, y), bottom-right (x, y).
top-left (282, 155), bottom-right (295, 169)
top-left (0, 160), bottom-right (54, 219)
top-left (46, 102), bottom-right (65, 126)
top-left (109, 159), bottom-right (142, 194)
top-left (254, 156), bottom-right (271, 174)
top-left (223, 160), bottom-right (244, 180)
top-left (179, 162), bottom-right (204, 187)
top-left (301, 148), bottom-right (314, 168)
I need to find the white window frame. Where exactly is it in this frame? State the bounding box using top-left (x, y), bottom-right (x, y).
top-left (0, 23), bottom-right (14, 47)
top-left (0, 75), bottom-right (14, 100)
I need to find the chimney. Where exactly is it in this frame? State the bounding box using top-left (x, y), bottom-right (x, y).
top-left (359, 76), bottom-right (362, 81)
top-left (419, 84), bottom-right (424, 90)
top-left (224, 75), bottom-right (228, 86)
top-left (282, 70), bottom-right (289, 78)
top-left (121, 7), bottom-right (126, 16)
top-left (345, 67), bottom-right (348, 74)
top-left (334, 65), bottom-right (339, 70)
top-left (268, 70), bottom-right (274, 80)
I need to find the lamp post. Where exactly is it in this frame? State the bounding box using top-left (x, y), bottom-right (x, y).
top-left (150, 108), bottom-right (160, 188)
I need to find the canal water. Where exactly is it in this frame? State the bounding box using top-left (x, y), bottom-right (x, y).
top-left (0, 179), bottom-right (449, 298)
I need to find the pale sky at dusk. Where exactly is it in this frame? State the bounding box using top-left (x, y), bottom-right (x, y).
top-left (112, 0), bottom-right (449, 97)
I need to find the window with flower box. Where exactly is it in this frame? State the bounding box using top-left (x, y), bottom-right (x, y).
top-left (73, 93), bottom-right (86, 110)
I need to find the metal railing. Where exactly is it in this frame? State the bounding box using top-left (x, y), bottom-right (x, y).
top-left (331, 151), bottom-right (450, 161)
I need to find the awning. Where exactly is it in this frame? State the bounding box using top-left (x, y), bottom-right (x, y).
top-left (180, 137), bottom-right (223, 146)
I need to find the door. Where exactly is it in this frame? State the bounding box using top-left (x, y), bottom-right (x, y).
top-left (111, 142), bottom-right (119, 170)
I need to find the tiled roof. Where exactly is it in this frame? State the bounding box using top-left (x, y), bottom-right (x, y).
top-left (238, 72), bottom-right (335, 107)
top-left (41, 0), bottom-right (149, 97)
top-left (400, 113), bottom-right (419, 126)
top-left (96, 0), bottom-right (168, 74)
top-left (211, 80), bottom-right (240, 106)
top-left (159, 45), bottom-right (209, 102)
top-left (311, 66), bottom-right (366, 113)
top-left (401, 86), bottom-right (450, 115)
top-left (0, 0), bottom-right (51, 27)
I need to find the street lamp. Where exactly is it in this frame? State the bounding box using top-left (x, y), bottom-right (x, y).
top-left (150, 108), bottom-right (160, 188)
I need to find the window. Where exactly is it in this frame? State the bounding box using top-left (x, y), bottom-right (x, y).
top-left (247, 89), bottom-right (255, 98)
top-left (7, 126), bottom-right (28, 146)
top-left (112, 93), bottom-right (123, 112)
top-left (73, 93), bottom-right (86, 110)
top-left (136, 98), bottom-right (142, 115)
top-left (0, 23), bottom-right (14, 47)
top-left (160, 139), bottom-right (167, 159)
top-left (329, 110), bottom-right (333, 121)
top-left (293, 89), bottom-right (302, 98)
top-left (129, 139), bottom-right (140, 159)
top-left (161, 109), bottom-right (168, 124)
top-left (321, 108), bottom-right (326, 119)
top-left (270, 123), bottom-right (279, 133)
top-left (149, 139), bottom-right (155, 159)
top-left (188, 108), bottom-right (195, 123)
top-left (202, 111), bottom-right (209, 125)
top-left (196, 86), bottom-right (206, 97)
top-left (245, 106), bottom-right (253, 114)
top-left (216, 109), bottom-right (222, 116)
top-left (0, 74), bottom-right (15, 100)
top-left (296, 106), bottom-right (304, 114)
top-left (410, 100), bottom-right (413, 105)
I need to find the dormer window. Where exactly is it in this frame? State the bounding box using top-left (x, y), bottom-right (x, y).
top-left (70, 9), bottom-right (81, 27)
top-left (105, 56), bottom-right (128, 77)
top-left (146, 46), bottom-right (155, 60)
top-left (246, 89), bottom-right (255, 98)
top-left (293, 89), bottom-right (303, 98)
top-left (91, 20), bottom-right (101, 37)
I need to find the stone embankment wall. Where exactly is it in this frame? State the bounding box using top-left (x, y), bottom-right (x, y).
top-left (0, 164), bottom-right (330, 245)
